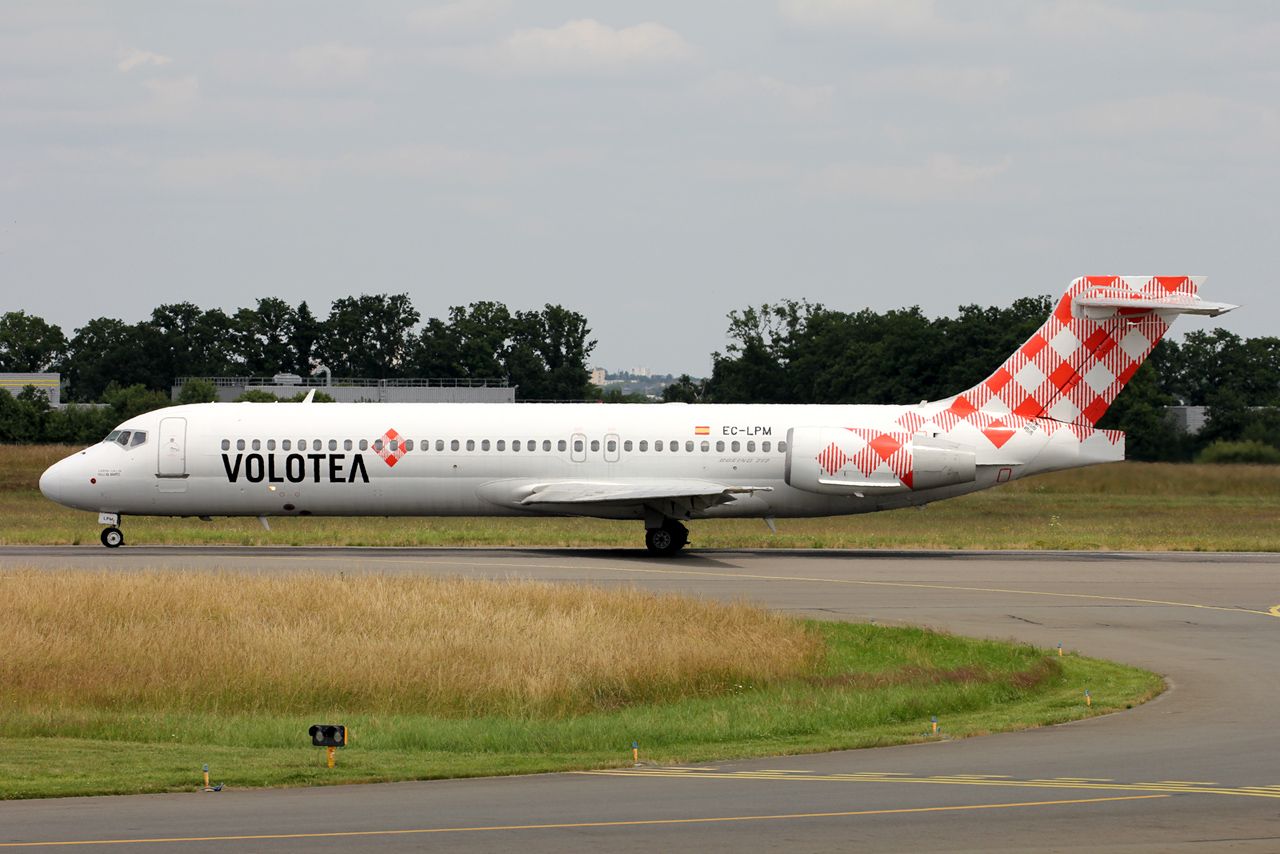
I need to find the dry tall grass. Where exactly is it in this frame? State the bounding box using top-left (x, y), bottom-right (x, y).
top-left (0, 570), bottom-right (822, 717)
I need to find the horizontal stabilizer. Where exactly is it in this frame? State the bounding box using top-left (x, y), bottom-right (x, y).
top-left (1074, 292), bottom-right (1237, 320)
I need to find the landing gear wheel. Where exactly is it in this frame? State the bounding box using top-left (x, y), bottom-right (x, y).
top-left (100, 526), bottom-right (124, 548)
top-left (644, 521), bottom-right (688, 557)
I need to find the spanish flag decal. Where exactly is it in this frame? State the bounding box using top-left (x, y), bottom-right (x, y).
top-left (694, 425), bottom-right (710, 436)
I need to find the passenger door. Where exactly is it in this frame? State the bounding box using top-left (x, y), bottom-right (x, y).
top-left (157, 417), bottom-right (188, 478)
top-left (604, 433), bottom-right (620, 463)
top-left (570, 433), bottom-right (587, 463)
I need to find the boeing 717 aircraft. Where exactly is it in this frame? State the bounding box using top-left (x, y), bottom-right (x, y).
top-left (40, 276), bottom-right (1234, 555)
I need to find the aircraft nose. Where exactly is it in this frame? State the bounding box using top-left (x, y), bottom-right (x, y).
top-left (39, 459), bottom-right (68, 504)
top-left (40, 456), bottom-right (86, 508)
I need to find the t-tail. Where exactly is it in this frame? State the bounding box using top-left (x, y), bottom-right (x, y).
top-left (954, 276), bottom-right (1235, 427)
top-left (891, 276), bottom-right (1236, 476)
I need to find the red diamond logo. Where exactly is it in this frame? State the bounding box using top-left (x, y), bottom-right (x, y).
top-left (375, 428), bottom-right (406, 468)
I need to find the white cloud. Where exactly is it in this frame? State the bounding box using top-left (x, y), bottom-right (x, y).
top-left (495, 19), bottom-right (695, 75)
top-left (779, 0), bottom-right (945, 35)
top-left (408, 0), bottom-right (507, 35)
top-left (152, 145), bottom-right (511, 190)
top-left (806, 154), bottom-right (1012, 202)
top-left (855, 65), bottom-right (1012, 103)
top-left (142, 76), bottom-right (199, 110)
top-left (117, 47), bottom-right (171, 72)
top-left (695, 71), bottom-right (834, 117)
top-left (286, 43), bottom-right (371, 83)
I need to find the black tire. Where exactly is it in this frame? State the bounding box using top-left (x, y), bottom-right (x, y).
top-left (645, 524), bottom-right (687, 556)
top-left (100, 527), bottom-right (124, 548)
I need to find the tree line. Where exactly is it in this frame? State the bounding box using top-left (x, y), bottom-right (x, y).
top-left (660, 298), bottom-right (1280, 462)
top-left (1, 294), bottom-right (1276, 461)
top-left (0, 296), bottom-right (595, 403)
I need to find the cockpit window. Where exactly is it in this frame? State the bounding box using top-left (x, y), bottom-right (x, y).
top-left (105, 430), bottom-right (121, 443)
top-left (116, 431), bottom-right (132, 446)
top-left (130, 431), bottom-right (147, 446)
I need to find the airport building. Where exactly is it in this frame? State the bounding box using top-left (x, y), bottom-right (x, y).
top-left (0, 372), bottom-right (61, 406)
top-left (172, 374), bottom-right (515, 403)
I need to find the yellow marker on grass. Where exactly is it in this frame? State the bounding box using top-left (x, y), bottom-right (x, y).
top-left (632, 741), bottom-right (639, 765)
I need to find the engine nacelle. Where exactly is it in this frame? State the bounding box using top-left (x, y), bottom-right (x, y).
top-left (784, 427), bottom-right (976, 496)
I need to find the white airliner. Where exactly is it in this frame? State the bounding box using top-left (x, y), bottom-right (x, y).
top-left (40, 276), bottom-right (1234, 555)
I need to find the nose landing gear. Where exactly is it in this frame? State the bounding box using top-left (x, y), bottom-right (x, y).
top-left (100, 526), bottom-right (124, 548)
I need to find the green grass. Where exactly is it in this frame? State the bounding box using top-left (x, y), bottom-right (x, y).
top-left (3, 445), bottom-right (1278, 550)
top-left (0, 621), bottom-right (1160, 799)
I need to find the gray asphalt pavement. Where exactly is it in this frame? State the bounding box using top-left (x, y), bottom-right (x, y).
top-left (2, 546), bottom-right (1279, 852)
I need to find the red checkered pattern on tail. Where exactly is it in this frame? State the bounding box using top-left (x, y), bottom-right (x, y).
top-left (954, 276), bottom-right (1193, 426)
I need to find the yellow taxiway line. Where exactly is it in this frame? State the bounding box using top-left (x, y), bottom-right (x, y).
top-left (0, 794), bottom-right (1167, 848)
top-left (579, 768), bottom-right (1280, 800)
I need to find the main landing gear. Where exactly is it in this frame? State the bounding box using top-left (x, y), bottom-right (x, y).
top-left (100, 526), bottom-right (124, 548)
top-left (644, 520), bottom-right (689, 557)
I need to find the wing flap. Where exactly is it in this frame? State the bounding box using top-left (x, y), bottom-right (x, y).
top-left (519, 479), bottom-right (773, 506)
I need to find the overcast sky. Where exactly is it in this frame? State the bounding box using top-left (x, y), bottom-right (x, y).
top-left (2, 1), bottom-right (1275, 375)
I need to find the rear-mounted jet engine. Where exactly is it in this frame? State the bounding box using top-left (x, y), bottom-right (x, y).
top-left (784, 427), bottom-right (976, 495)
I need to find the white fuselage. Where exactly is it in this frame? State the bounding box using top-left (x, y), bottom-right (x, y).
top-left (38, 401), bottom-right (1119, 523)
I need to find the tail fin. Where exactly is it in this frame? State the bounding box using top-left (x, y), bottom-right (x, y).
top-left (952, 276), bottom-right (1234, 426)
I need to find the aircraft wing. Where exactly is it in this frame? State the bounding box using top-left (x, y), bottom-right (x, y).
top-left (518, 479), bottom-right (773, 506)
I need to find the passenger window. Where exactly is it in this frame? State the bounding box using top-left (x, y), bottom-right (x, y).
top-left (389, 439), bottom-right (398, 451)
top-left (762, 441), bottom-right (771, 453)
top-left (655, 440), bottom-right (664, 452)
top-left (374, 439), bottom-right (384, 451)
top-left (747, 440), bottom-right (756, 452)
top-left (779, 441), bottom-right (788, 452)
top-left (700, 441), bottom-right (709, 452)
top-left (590, 439), bottom-right (600, 452)
top-left (437, 440), bottom-right (445, 451)
top-left (624, 440), bottom-right (633, 451)
top-left (221, 439), bottom-right (230, 451)
top-left (404, 440), bottom-right (413, 451)
top-left (267, 439), bottom-right (276, 451)
top-left (685, 441), bottom-right (694, 452)
top-left (543, 440), bottom-right (552, 451)
top-left (496, 440), bottom-right (505, 451)
top-left (513, 440), bottom-right (521, 451)
top-left (466, 440), bottom-right (475, 451)
top-left (573, 439), bottom-right (584, 452)
top-left (313, 439), bottom-right (322, 451)
top-left (330, 439), bottom-right (339, 451)
top-left (670, 440), bottom-right (679, 452)
top-left (297, 438), bottom-right (306, 450)
top-left (557, 440), bottom-right (566, 452)
top-left (251, 439), bottom-right (261, 451)
top-left (716, 441), bottom-right (725, 452)
top-left (481, 439), bottom-right (490, 451)
top-left (451, 439), bottom-right (460, 451)
top-left (282, 439), bottom-right (292, 451)
top-left (606, 440), bottom-right (616, 452)
top-left (344, 439), bottom-right (353, 451)
top-left (236, 439), bottom-right (246, 451)
top-left (731, 441), bottom-right (740, 452)
top-left (131, 431), bottom-right (147, 446)
top-left (359, 439), bottom-right (368, 451)
top-left (639, 440), bottom-right (648, 452)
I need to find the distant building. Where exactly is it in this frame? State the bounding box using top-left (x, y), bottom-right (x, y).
top-left (0, 372), bottom-right (60, 406)
top-left (173, 375), bottom-right (515, 403)
top-left (1167, 406), bottom-right (1209, 435)
top-left (589, 368), bottom-right (607, 387)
